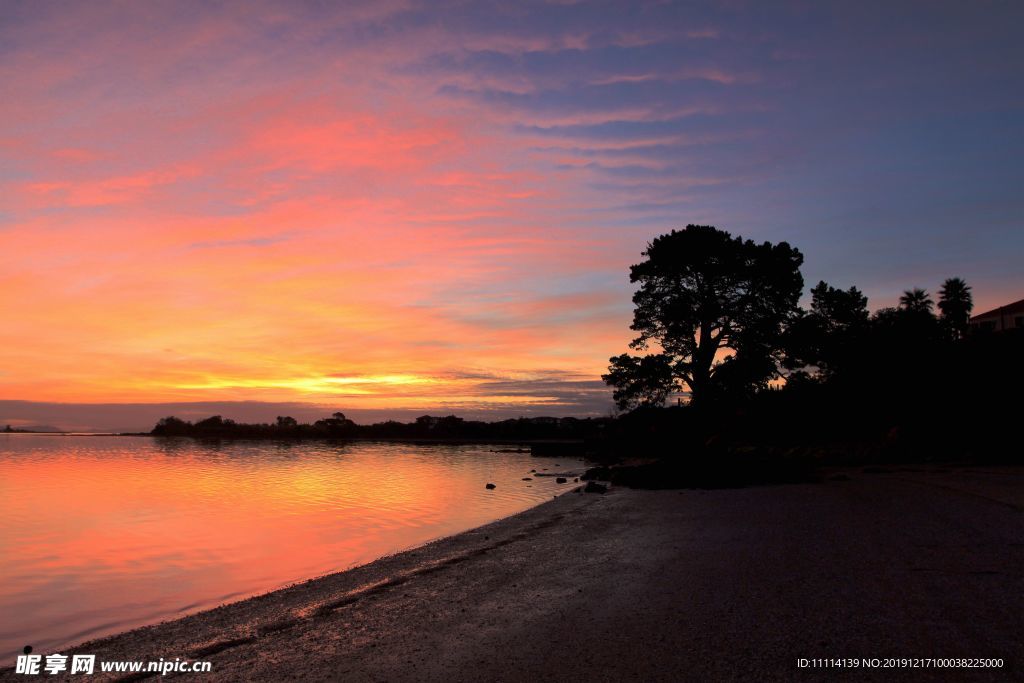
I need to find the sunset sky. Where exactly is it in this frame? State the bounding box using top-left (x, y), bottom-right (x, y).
top-left (2, 1), bottom-right (1022, 429)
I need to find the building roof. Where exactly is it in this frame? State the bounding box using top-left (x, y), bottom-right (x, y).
top-left (970, 297), bottom-right (1024, 322)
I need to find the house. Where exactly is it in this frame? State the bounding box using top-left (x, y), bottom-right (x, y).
top-left (969, 298), bottom-right (1024, 332)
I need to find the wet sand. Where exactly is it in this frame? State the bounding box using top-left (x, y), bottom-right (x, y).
top-left (5, 467), bottom-right (1021, 682)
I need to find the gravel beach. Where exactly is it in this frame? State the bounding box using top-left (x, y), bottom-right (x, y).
top-left (4, 467), bottom-right (1021, 682)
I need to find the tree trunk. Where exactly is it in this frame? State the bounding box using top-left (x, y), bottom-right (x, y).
top-left (689, 324), bottom-right (717, 406)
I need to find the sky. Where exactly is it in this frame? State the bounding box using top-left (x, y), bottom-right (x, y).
top-left (1, 0), bottom-right (1022, 430)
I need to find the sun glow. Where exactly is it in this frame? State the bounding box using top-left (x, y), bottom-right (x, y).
top-left (177, 374), bottom-right (439, 393)
top-left (166, 371), bottom-right (591, 408)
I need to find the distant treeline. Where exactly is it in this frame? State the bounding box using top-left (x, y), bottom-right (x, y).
top-left (150, 413), bottom-right (608, 443)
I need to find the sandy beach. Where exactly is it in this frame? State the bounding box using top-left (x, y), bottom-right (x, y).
top-left (5, 467), bottom-right (1021, 682)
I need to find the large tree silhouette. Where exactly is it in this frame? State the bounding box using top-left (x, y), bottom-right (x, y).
top-left (938, 277), bottom-right (973, 339)
top-left (603, 225), bottom-right (803, 409)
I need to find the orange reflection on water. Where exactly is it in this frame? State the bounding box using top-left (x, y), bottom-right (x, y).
top-left (0, 435), bottom-right (580, 661)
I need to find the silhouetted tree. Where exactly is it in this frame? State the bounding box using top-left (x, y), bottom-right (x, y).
top-left (603, 353), bottom-right (676, 409)
top-left (151, 416), bottom-right (189, 435)
top-left (938, 277), bottom-right (973, 339)
top-left (867, 302), bottom-right (943, 380)
top-left (195, 415), bottom-right (224, 431)
top-left (785, 281), bottom-right (869, 380)
top-left (808, 281), bottom-right (870, 331)
top-left (276, 416), bottom-right (298, 428)
top-left (899, 288), bottom-right (934, 314)
top-left (314, 411), bottom-right (355, 435)
top-left (603, 225), bottom-right (804, 409)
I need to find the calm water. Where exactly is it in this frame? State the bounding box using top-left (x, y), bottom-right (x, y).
top-left (0, 434), bottom-right (582, 661)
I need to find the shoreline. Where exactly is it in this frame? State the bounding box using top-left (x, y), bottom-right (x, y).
top-left (3, 488), bottom-right (604, 677)
top-left (4, 467), bottom-right (1021, 681)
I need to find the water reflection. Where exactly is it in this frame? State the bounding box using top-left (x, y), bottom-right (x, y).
top-left (0, 434), bottom-right (581, 661)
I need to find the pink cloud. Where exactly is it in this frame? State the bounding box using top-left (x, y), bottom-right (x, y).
top-left (21, 165), bottom-right (199, 207)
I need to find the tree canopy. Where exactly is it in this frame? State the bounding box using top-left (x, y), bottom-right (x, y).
top-left (603, 225), bottom-right (804, 409)
top-left (784, 281), bottom-right (869, 381)
top-left (899, 288), bottom-right (934, 314)
top-left (938, 277), bottom-right (973, 339)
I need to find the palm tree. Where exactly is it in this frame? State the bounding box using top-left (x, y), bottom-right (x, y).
top-left (899, 288), bottom-right (933, 314)
top-left (938, 277), bottom-right (973, 339)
